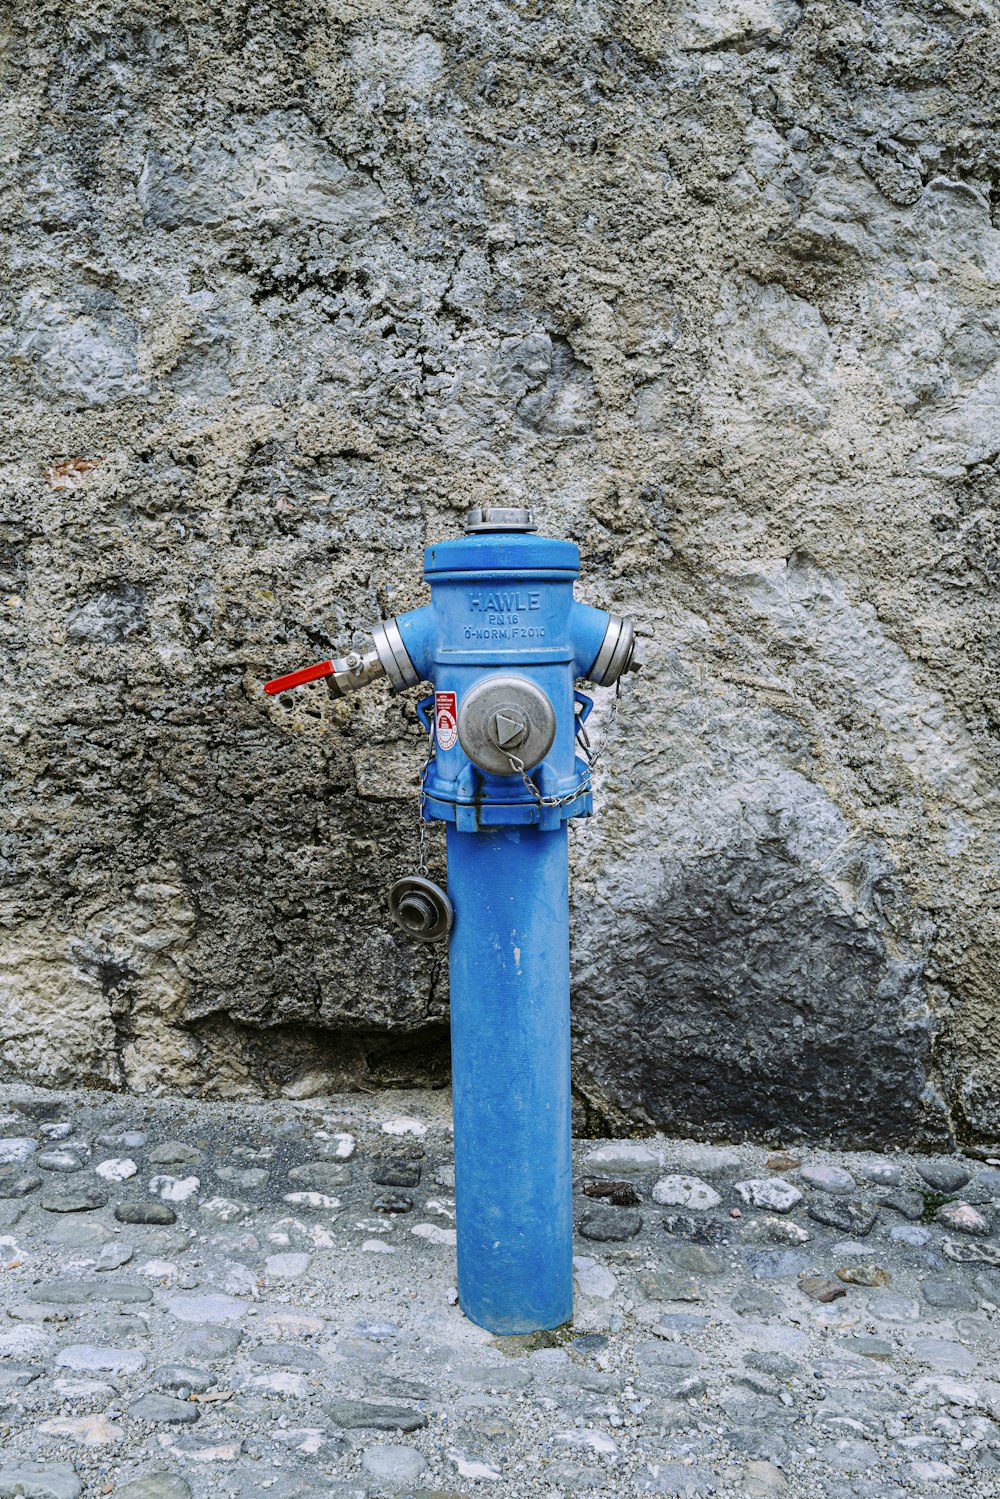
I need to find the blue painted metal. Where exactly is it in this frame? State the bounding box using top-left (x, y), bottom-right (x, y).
top-left (447, 821), bottom-right (572, 1333)
top-left (265, 519), bottom-right (623, 1334)
top-left (393, 527), bottom-right (616, 1332)
top-left (394, 531), bottom-right (610, 831)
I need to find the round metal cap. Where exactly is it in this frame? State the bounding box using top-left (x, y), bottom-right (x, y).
top-left (388, 875), bottom-right (453, 943)
top-left (464, 506), bottom-right (538, 534)
top-left (457, 675), bottom-right (556, 776)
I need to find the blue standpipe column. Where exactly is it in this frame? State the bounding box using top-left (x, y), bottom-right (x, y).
top-left (446, 821), bottom-right (573, 1334)
top-left (264, 512), bottom-right (637, 1338)
top-left (380, 523), bottom-right (634, 1333)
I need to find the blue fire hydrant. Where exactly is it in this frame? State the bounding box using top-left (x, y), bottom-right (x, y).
top-left (265, 506), bottom-right (637, 1334)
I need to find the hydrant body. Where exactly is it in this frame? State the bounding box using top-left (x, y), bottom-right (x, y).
top-left (392, 529), bottom-right (610, 829)
top-left (265, 510), bottom-right (635, 1334)
top-left (446, 821), bottom-right (573, 1331)
top-left (392, 527), bottom-right (616, 1332)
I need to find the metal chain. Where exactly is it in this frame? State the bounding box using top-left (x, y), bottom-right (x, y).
top-left (507, 678), bottom-right (624, 809)
top-left (414, 679), bottom-right (627, 824)
top-left (584, 676), bottom-right (623, 772)
top-left (415, 717), bottom-right (436, 876)
top-left (506, 753), bottom-right (594, 809)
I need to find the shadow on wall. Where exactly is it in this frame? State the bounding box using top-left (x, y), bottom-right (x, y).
top-left (184, 1016), bottom-right (453, 1100)
top-left (571, 843), bottom-right (944, 1151)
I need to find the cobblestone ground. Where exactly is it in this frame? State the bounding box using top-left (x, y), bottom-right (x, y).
top-left (0, 1086), bottom-right (999, 1498)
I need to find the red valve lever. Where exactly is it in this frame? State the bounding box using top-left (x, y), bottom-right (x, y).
top-left (264, 660), bottom-right (335, 695)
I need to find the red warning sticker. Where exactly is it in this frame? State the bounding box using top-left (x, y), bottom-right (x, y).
top-left (435, 691), bottom-right (458, 751)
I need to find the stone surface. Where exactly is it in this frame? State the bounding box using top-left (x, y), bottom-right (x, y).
top-left (95, 1157), bottom-right (138, 1182)
top-left (878, 1189), bottom-right (926, 1222)
top-left (361, 1445), bottom-right (427, 1484)
top-left (287, 1161), bottom-right (351, 1192)
top-left (0, 1140), bottom-right (37, 1166)
top-left (33, 1277), bottom-right (152, 1305)
top-left (937, 1201), bottom-right (991, 1235)
top-left (744, 1461), bottom-right (788, 1496)
top-left (37, 1414), bottom-right (123, 1446)
top-left (943, 1236), bottom-right (1000, 1266)
top-left (116, 1201), bottom-right (178, 1225)
top-left (148, 1143), bottom-right (202, 1167)
top-left (116, 1479), bottom-right (191, 1499)
top-left (42, 1217), bottom-right (112, 1250)
top-left (3, 1078), bottom-right (1000, 1497)
top-left (583, 1144), bottom-right (660, 1174)
top-left (371, 1158), bottom-right (422, 1188)
top-left (167, 1325), bottom-right (243, 1362)
top-left (800, 1164), bottom-right (856, 1195)
top-left (918, 1160), bottom-right (972, 1193)
top-left (0, 0), bottom-right (995, 1147)
top-left (573, 1255), bottom-right (617, 1299)
top-left (165, 1294), bottom-right (246, 1324)
top-left (148, 1174), bottom-right (199, 1203)
top-left (652, 1176), bottom-right (721, 1210)
top-left (95, 1243), bottom-right (134, 1271)
top-left (975, 1268), bottom-right (1000, 1302)
top-left (746, 1248), bottom-right (811, 1281)
top-left (920, 1276), bottom-right (978, 1310)
top-left (153, 1363), bottom-right (214, 1395)
top-left (891, 1224), bottom-right (931, 1246)
top-left (40, 1180), bottom-right (107, 1213)
top-left (129, 1394), bottom-right (201, 1425)
top-left (642, 1462), bottom-right (717, 1495)
top-left (582, 1177), bottom-right (641, 1207)
top-left (669, 1243), bottom-right (725, 1276)
top-left (836, 1261), bottom-right (891, 1287)
top-left (732, 1287), bottom-right (783, 1319)
top-left (0, 1467), bottom-right (82, 1499)
top-left (736, 1179), bottom-right (802, 1213)
top-left (807, 1197), bottom-right (880, 1236)
top-left (753, 1215), bottom-right (810, 1246)
top-left (35, 1148), bottom-right (86, 1174)
top-left (799, 1275), bottom-right (847, 1304)
top-left (265, 1251), bottom-right (311, 1278)
top-left (861, 1159), bottom-right (902, 1187)
top-left (578, 1208), bottom-right (643, 1241)
top-left (55, 1344), bottom-right (146, 1373)
top-left (0, 1174), bottom-right (40, 1200)
top-left (327, 1400), bottom-right (428, 1433)
top-left (638, 1270), bottom-right (701, 1303)
top-left (251, 1343), bottom-right (325, 1372)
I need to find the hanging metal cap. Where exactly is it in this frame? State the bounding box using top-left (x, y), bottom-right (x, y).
top-left (464, 506), bottom-right (538, 534)
top-left (388, 875), bottom-right (454, 943)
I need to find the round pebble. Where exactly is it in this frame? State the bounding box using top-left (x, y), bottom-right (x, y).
top-left (361, 1443), bottom-right (427, 1482)
top-left (651, 1175), bottom-right (721, 1210)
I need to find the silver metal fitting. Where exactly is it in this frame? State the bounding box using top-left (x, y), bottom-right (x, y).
top-left (457, 675), bottom-right (556, 776)
top-left (372, 618), bottom-right (421, 693)
top-left (464, 506), bottom-right (538, 534)
top-left (324, 646), bottom-right (385, 696)
top-left (587, 614), bottom-right (638, 687)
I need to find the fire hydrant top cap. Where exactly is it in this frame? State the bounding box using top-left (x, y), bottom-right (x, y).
top-left (464, 505), bottom-right (538, 533)
top-left (424, 528), bottom-right (580, 576)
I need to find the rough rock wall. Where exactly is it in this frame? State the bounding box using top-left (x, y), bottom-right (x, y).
top-left (1, 0), bottom-right (998, 1147)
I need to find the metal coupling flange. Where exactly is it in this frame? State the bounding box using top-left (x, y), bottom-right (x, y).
top-left (372, 618), bottom-right (421, 693)
top-left (389, 875), bottom-right (453, 942)
top-left (588, 613), bottom-right (637, 686)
